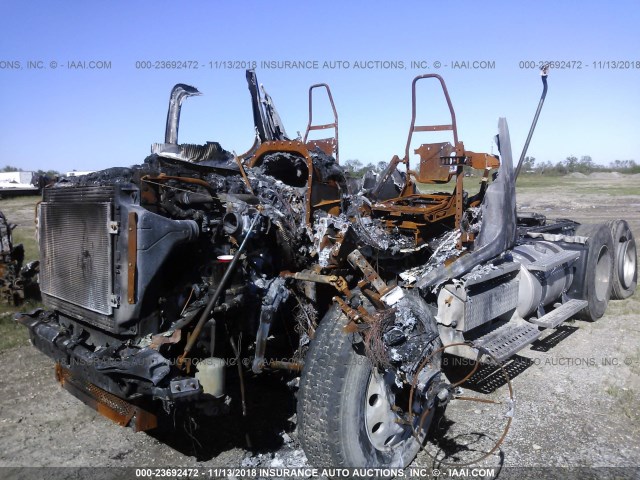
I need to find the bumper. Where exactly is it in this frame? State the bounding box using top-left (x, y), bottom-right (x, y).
top-left (55, 363), bottom-right (158, 432)
top-left (15, 310), bottom-right (202, 406)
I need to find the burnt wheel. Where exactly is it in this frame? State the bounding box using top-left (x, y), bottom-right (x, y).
top-left (607, 219), bottom-right (637, 299)
top-left (575, 223), bottom-right (614, 321)
top-left (297, 302), bottom-right (436, 473)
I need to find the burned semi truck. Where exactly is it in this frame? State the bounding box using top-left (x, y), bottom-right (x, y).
top-left (17, 69), bottom-right (637, 470)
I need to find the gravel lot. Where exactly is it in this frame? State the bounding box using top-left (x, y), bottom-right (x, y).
top-left (0, 174), bottom-right (638, 478)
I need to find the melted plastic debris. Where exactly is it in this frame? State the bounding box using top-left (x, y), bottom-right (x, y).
top-left (389, 348), bottom-right (403, 362)
top-left (381, 297), bottom-right (439, 389)
top-left (349, 213), bottom-right (391, 251)
top-left (463, 262), bottom-right (499, 282)
top-left (240, 410), bottom-right (310, 475)
top-left (241, 448), bottom-right (310, 477)
top-left (399, 229), bottom-right (463, 285)
top-left (312, 215), bottom-right (349, 267)
top-left (462, 206), bottom-right (482, 234)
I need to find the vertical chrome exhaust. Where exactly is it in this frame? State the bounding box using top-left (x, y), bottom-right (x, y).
top-left (514, 65), bottom-right (549, 179)
top-left (164, 84), bottom-right (201, 144)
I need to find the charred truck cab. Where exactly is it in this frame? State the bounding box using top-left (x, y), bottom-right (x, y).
top-left (17, 68), bottom-right (637, 468)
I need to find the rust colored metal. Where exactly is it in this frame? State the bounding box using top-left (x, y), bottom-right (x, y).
top-left (303, 83), bottom-right (339, 163)
top-left (127, 211), bottom-right (137, 304)
top-left (281, 270), bottom-right (350, 296)
top-left (362, 288), bottom-right (385, 310)
top-left (248, 140), bottom-right (312, 169)
top-left (150, 329), bottom-right (182, 350)
top-left (405, 74), bottom-right (459, 169)
top-left (410, 142), bottom-right (456, 183)
top-left (234, 154), bottom-right (255, 194)
top-left (237, 136), bottom-right (260, 163)
top-left (466, 151), bottom-right (500, 170)
top-left (373, 73), bottom-right (502, 251)
top-left (266, 360), bottom-right (304, 372)
top-left (335, 296), bottom-right (363, 324)
top-left (141, 174), bottom-right (216, 192)
top-left (140, 182), bottom-right (158, 205)
top-left (347, 250), bottom-right (389, 295)
top-left (55, 364), bottom-right (157, 432)
top-left (335, 296), bottom-right (376, 325)
top-left (373, 193), bottom-right (455, 218)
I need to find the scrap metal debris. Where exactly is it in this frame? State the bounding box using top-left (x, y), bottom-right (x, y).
top-left (0, 211), bottom-right (39, 305)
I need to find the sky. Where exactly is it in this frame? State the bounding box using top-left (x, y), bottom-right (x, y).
top-left (1, 1), bottom-right (639, 174)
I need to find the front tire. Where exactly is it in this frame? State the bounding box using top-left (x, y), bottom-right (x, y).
top-left (297, 305), bottom-right (424, 471)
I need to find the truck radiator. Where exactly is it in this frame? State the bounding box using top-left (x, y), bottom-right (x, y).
top-left (39, 187), bottom-right (115, 321)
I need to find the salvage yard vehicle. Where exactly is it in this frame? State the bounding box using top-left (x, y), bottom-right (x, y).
top-left (0, 210), bottom-right (39, 305)
top-left (17, 68), bottom-right (637, 470)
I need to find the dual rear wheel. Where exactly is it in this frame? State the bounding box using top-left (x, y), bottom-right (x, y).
top-left (575, 221), bottom-right (637, 321)
top-left (608, 219), bottom-right (637, 300)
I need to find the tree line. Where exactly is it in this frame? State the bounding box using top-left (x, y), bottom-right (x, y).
top-left (341, 156), bottom-right (639, 177)
top-left (519, 156), bottom-right (639, 175)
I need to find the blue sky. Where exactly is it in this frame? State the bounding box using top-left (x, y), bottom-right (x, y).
top-left (1, 1), bottom-right (639, 174)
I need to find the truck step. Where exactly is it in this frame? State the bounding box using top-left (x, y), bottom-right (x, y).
top-left (528, 299), bottom-right (588, 329)
top-left (526, 249), bottom-right (580, 272)
top-left (473, 322), bottom-right (541, 363)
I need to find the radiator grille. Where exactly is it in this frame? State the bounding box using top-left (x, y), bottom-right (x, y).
top-left (39, 200), bottom-right (113, 315)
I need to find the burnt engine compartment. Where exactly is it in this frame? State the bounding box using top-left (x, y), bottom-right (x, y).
top-left (25, 139), bottom-right (460, 406)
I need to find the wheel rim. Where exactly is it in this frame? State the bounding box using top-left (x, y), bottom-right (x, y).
top-left (364, 371), bottom-right (407, 451)
top-left (620, 239), bottom-right (636, 290)
top-left (594, 245), bottom-right (612, 302)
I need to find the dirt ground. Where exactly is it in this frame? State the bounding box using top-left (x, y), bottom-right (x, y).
top-left (0, 174), bottom-right (638, 477)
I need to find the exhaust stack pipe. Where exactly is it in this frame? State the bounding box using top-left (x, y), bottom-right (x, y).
top-left (514, 65), bottom-right (549, 179)
top-left (164, 84), bottom-right (201, 144)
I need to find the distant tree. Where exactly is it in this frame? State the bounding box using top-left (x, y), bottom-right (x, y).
top-left (344, 159), bottom-right (379, 178)
top-left (577, 155), bottom-right (594, 173)
top-left (522, 156), bottom-right (536, 171)
top-left (2, 165), bottom-right (20, 172)
top-left (376, 161), bottom-right (388, 171)
top-left (564, 155), bottom-right (578, 172)
top-left (35, 169), bottom-right (60, 178)
top-left (555, 160), bottom-right (568, 175)
top-left (610, 160), bottom-right (624, 170)
top-left (535, 160), bottom-right (553, 174)
top-left (344, 159), bottom-right (363, 173)
top-left (610, 159), bottom-right (638, 171)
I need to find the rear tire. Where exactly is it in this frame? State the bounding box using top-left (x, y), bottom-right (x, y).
top-left (297, 304), bottom-right (425, 472)
top-left (574, 223), bottom-right (614, 321)
top-left (607, 219), bottom-right (637, 299)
